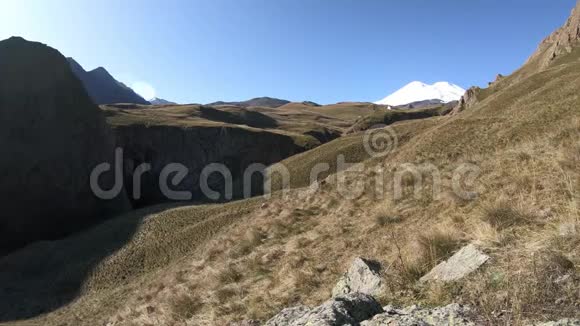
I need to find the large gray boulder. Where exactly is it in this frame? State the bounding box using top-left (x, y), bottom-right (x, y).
top-left (265, 292), bottom-right (383, 326)
top-left (420, 244), bottom-right (489, 283)
top-left (361, 303), bottom-right (475, 326)
top-left (0, 37), bottom-right (130, 253)
top-left (333, 258), bottom-right (384, 297)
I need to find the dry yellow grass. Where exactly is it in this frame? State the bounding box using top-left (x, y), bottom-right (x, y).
top-left (3, 17), bottom-right (580, 326)
top-left (96, 46), bottom-right (579, 325)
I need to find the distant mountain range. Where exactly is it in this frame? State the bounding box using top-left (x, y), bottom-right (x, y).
top-left (208, 97), bottom-right (290, 108)
top-left (67, 58), bottom-right (150, 105)
top-left (149, 97), bottom-right (177, 105)
top-left (375, 81), bottom-right (465, 106)
top-left (67, 57), bottom-right (465, 110)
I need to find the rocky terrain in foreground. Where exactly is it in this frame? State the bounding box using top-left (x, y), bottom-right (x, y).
top-left (237, 253), bottom-right (578, 326)
top-left (1, 2), bottom-right (580, 326)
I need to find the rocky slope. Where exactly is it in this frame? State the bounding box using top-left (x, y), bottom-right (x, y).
top-left (0, 37), bottom-right (130, 254)
top-left (68, 57), bottom-right (150, 105)
top-left (99, 3), bottom-right (580, 324)
top-left (253, 255), bottom-right (574, 325)
top-left (526, 0), bottom-right (580, 70)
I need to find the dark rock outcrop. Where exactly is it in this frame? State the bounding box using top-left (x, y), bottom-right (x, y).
top-left (113, 124), bottom-right (312, 206)
top-left (451, 86), bottom-right (481, 115)
top-left (301, 101), bottom-right (321, 107)
top-left (67, 57), bottom-right (150, 105)
top-left (526, 1), bottom-right (580, 70)
top-left (361, 303), bottom-right (475, 326)
top-left (0, 37), bottom-right (130, 253)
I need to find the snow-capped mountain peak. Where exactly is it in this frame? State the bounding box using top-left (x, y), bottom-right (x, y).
top-left (375, 81), bottom-right (465, 106)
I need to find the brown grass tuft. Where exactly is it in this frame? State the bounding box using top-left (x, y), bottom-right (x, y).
top-left (374, 208), bottom-right (404, 226)
top-left (170, 294), bottom-right (203, 320)
top-left (217, 264), bottom-right (243, 284)
top-left (482, 202), bottom-right (532, 230)
top-left (416, 229), bottom-right (464, 269)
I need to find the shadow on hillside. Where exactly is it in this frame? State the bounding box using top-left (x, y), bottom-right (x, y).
top-left (199, 106), bottom-right (279, 128)
top-left (0, 202), bottom-right (186, 322)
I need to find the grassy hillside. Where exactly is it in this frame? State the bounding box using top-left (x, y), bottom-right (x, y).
top-left (97, 44), bottom-right (577, 325)
top-left (346, 105), bottom-right (450, 134)
top-left (2, 12), bottom-right (580, 326)
top-left (268, 117), bottom-right (444, 191)
top-left (0, 198), bottom-right (268, 325)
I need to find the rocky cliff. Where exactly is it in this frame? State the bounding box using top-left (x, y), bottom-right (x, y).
top-left (113, 124), bottom-right (312, 206)
top-left (450, 86), bottom-right (481, 115)
top-left (526, 1), bottom-right (580, 70)
top-left (0, 37), bottom-right (130, 253)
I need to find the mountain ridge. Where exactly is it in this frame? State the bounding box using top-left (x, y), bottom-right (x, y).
top-left (526, 0), bottom-right (580, 70)
top-left (67, 57), bottom-right (150, 105)
top-left (149, 97), bottom-right (177, 105)
top-left (208, 96), bottom-right (290, 108)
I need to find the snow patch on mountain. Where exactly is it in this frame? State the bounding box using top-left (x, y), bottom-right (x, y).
top-left (375, 81), bottom-right (465, 106)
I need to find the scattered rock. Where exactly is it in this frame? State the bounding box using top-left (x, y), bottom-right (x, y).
top-left (265, 292), bottom-right (383, 326)
top-left (451, 86), bottom-right (481, 115)
top-left (489, 74), bottom-right (505, 86)
top-left (266, 306), bottom-right (311, 326)
top-left (361, 303), bottom-right (475, 326)
top-left (420, 244), bottom-right (489, 283)
top-left (263, 249), bottom-right (576, 326)
top-left (332, 258), bottom-right (384, 297)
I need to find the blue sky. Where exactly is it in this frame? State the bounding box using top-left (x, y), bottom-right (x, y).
top-left (0, 0), bottom-right (575, 104)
